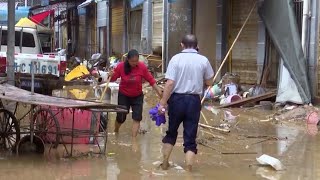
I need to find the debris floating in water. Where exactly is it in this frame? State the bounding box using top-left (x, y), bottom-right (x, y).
top-left (256, 154), bottom-right (285, 171)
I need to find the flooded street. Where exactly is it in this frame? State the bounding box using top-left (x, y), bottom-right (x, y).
top-left (0, 87), bottom-right (319, 180)
top-left (1, 0), bottom-right (319, 179)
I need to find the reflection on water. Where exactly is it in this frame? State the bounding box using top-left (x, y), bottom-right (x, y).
top-left (0, 88), bottom-right (319, 180)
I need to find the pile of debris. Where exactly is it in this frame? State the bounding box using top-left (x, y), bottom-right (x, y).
top-left (274, 105), bottom-right (320, 125)
top-left (204, 73), bottom-right (275, 108)
top-left (64, 53), bottom-right (157, 84)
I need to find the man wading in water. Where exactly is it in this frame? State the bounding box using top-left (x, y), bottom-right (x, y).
top-left (158, 34), bottom-right (214, 171)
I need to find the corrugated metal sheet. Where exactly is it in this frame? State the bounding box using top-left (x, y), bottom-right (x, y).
top-left (152, 0), bottom-right (162, 49)
top-left (112, 6), bottom-right (124, 35)
top-left (97, 1), bottom-right (108, 27)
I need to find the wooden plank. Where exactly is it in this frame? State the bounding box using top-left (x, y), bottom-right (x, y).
top-left (0, 84), bottom-right (125, 109)
top-left (218, 90), bottom-right (277, 108)
top-left (199, 123), bottom-right (230, 133)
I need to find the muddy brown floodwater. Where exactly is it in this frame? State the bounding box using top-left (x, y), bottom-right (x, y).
top-left (0, 87), bottom-right (319, 180)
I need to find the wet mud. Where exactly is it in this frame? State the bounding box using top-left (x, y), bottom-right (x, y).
top-left (0, 87), bottom-right (318, 180)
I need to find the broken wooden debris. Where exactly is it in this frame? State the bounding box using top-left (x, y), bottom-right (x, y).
top-left (196, 138), bottom-right (221, 153)
top-left (198, 138), bottom-right (258, 155)
top-left (250, 139), bottom-right (273, 146)
top-left (243, 135), bottom-right (288, 140)
top-left (219, 90), bottom-right (277, 108)
top-left (221, 152), bottom-right (257, 155)
top-left (199, 123), bottom-right (231, 133)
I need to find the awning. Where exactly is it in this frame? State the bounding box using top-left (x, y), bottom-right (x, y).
top-left (78, 0), bottom-right (94, 9)
top-left (15, 17), bottom-right (53, 33)
top-left (29, 10), bottom-right (53, 24)
top-left (16, 17), bottom-right (39, 28)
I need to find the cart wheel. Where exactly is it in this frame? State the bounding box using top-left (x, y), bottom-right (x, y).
top-left (0, 109), bottom-right (20, 152)
top-left (33, 108), bottom-right (61, 149)
top-left (16, 135), bottom-right (45, 154)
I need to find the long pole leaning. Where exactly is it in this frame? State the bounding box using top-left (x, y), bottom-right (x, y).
top-left (201, 1), bottom-right (257, 105)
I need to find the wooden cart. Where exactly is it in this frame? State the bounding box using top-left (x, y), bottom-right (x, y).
top-left (0, 83), bottom-right (127, 157)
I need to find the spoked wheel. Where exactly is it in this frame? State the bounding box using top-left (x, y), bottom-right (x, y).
top-left (33, 108), bottom-right (61, 148)
top-left (0, 109), bottom-right (20, 152)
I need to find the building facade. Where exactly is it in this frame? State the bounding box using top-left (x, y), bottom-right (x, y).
top-left (164, 0), bottom-right (320, 99)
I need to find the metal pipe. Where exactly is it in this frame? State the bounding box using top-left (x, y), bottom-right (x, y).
top-left (30, 104), bottom-right (35, 144)
top-left (0, 26), bottom-right (2, 51)
top-left (301, 0), bottom-right (310, 55)
top-left (58, 4), bottom-right (61, 48)
top-left (106, 0), bottom-right (111, 59)
top-left (123, 0), bottom-right (129, 52)
top-left (71, 109), bottom-right (75, 156)
top-left (147, 0), bottom-right (153, 54)
top-left (85, 6), bottom-right (89, 58)
top-left (31, 62), bottom-right (35, 95)
top-left (141, 0), bottom-right (152, 54)
top-left (163, 0), bottom-right (169, 73)
top-left (7, 0), bottom-right (15, 86)
top-left (20, 28), bottom-right (24, 53)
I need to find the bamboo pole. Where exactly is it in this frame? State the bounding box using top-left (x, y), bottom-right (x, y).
top-left (201, 1), bottom-right (257, 105)
top-left (201, 111), bottom-right (210, 124)
top-left (99, 76), bottom-right (112, 102)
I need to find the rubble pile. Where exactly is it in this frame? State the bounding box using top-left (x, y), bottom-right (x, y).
top-left (204, 73), bottom-right (271, 107)
top-left (274, 105), bottom-right (320, 125)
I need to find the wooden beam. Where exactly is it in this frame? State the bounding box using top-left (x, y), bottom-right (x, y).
top-left (219, 90), bottom-right (277, 108)
top-left (0, 83), bottom-right (127, 110)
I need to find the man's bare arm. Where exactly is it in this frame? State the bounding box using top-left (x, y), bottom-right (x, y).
top-left (204, 77), bottom-right (214, 87)
top-left (159, 79), bottom-right (175, 106)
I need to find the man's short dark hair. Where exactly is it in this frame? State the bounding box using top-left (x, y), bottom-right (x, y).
top-left (181, 34), bottom-right (198, 49)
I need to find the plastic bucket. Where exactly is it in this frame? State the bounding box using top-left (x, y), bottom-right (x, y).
top-left (226, 94), bottom-right (242, 104)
